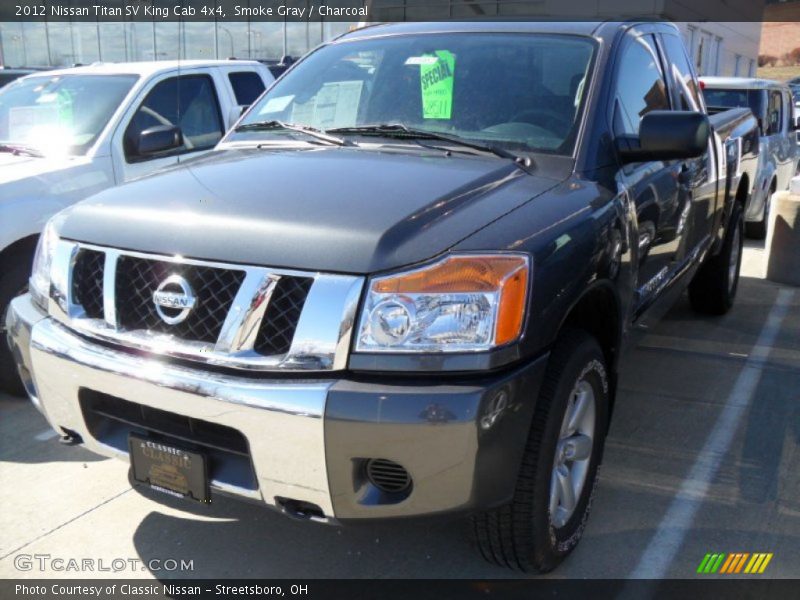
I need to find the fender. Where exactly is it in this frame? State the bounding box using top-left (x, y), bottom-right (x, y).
top-left (0, 158), bottom-right (114, 253)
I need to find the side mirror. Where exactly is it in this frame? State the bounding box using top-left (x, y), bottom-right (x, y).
top-left (137, 125), bottom-right (182, 156)
top-left (617, 111), bottom-right (710, 163)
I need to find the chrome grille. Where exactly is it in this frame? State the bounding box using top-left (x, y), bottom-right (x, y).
top-left (254, 276), bottom-right (313, 356)
top-left (114, 256), bottom-right (245, 344)
top-left (48, 241), bottom-right (363, 372)
top-left (71, 249), bottom-right (105, 319)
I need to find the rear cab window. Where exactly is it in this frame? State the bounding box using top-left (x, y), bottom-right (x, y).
top-left (767, 89), bottom-right (783, 135)
top-left (228, 71), bottom-right (267, 106)
top-left (702, 88), bottom-right (766, 125)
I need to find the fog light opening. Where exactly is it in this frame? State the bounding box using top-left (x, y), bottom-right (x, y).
top-left (365, 458), bottom-right (411, 494)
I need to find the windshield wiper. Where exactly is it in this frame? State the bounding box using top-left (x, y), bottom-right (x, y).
top-left (0, 143), bottom-right (44, 158)
top-left (326, 124), bottom-right (532, 168)
top-left (235, 120), bottom-right (352, 147)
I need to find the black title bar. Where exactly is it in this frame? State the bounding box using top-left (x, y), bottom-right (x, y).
top-left (2, 0), bottom-right (780, 23)
top-left (4, 579), bottom-right (800, 600)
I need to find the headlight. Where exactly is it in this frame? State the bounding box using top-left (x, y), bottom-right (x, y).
top-left (356, 254), bottom-right (530, 353)
top-left (29, 221), bottom-right (59, 311)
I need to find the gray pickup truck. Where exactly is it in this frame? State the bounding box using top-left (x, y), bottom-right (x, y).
top-left (6, 21), bottom-right (758, 572)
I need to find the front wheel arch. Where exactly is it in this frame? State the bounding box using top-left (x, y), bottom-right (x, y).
top-left (551, 281), bottom-right (622, 417)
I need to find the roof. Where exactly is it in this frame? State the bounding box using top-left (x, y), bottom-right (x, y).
top-left (700, 77), bottom-right (788, 90)
top-left (337, 20), bottom-right (681, 47)
top-left (20, 60), bottom-right (264, 79)
top-left (338, 21), bottom-right (606, 40)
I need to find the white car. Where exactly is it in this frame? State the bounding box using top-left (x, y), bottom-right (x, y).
top-left (0, 60), bottom-right (273, 392)
top-left (702, 77), bottom-right (800, 238)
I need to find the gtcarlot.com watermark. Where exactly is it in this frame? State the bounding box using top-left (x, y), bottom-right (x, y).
top-left (14, 553), bottom-right (194, 573)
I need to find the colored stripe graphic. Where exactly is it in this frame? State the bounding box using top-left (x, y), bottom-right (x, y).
top-left (722, 553), bottom-right (738, 573)
top-left (699, 552), bottom-right (774, 575)
top-left (710, 554), bottom-right (725, 573)
top-left (719, 554), bottom-right (735, 573)
top-left (758, 553), bottom-right (773, 573)
top-left (734, 553), bottom-right (749, 573)
top-left (702, 554), bottom-right (718, 574)
top-left (745, 554), bottom-right (761, 573)
top-left (697, 553), bottom-right (713, 574)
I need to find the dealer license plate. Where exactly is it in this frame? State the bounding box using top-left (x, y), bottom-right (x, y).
top-left (128, 434), bottom-right (210, 503)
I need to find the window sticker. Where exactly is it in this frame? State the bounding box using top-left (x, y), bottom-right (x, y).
top-left (420, 50), bottom-right (455, 120)
top-left (8, 88), bottom-right (75, 146)
top-left (259, 94), bottom-right (295, 114)
top-left (405, 56), bottom-right (439, 66)
top-left (312, 80), bottom-right (363, 128)
top-left (8, 105), bottom-right (60, 140)
top-left (290, 80), bottom-right (363, 130)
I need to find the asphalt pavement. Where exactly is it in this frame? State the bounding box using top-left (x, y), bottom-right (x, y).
top-left (1, 241), bottom-right (798, 580)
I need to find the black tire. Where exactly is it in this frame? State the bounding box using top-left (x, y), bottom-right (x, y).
top-left (472, 330), bottom-right (609, 572)
top-left (0, 249), bottom-right (33, 396)
top-left (688, 202), bottom-right (744, 316)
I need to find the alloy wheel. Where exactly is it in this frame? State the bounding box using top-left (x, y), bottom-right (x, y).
top-left (549, 379), bottom-right (596, 528)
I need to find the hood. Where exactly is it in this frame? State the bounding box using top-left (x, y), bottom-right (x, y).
top-left (58, 147), bottom-right (562, 274)
top-left (0, 153), bottom-right (80, 185)
top-left (0, 152), bottom-right (52, 185)
top-left (0, 152), bottom-right (104, 192)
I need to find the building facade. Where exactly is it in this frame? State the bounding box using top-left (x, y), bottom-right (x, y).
top-left (676, 22), bottom-right (762, 77)
top-left (760, 1), bottom-right (800, 64)
top-left (0, 19), bottom-right (355, 67)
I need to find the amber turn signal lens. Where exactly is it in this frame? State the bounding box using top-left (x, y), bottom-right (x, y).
top-left (495, 264), bottom-right (528, 345)
top-left (373, 255), bottom-right (529, 345)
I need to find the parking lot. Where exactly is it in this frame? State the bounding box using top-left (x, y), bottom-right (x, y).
top-left (1, 242), bottom-right (798, 580)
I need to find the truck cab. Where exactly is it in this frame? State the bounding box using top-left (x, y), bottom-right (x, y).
top-left (7, 21), bottom-right (757, 573)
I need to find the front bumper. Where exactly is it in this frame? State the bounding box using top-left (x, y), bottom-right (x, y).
top-left (6, 294), bottom-right (547, 522)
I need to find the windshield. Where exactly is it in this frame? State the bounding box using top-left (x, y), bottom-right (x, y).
top-left (702, 88), bottom-right (765, 120)
top-left (235, 33), bottom-right (596, 156)
top-left (0, 74), bottom-right (138, 156)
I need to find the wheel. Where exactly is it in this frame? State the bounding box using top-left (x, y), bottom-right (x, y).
top-left (472, 330), bottom-right (609, 572)
top-left (0, 249), bottom-right (33, 395)
top-left (688, 202), bottom-right (744, 316)
top-left (745, 188), bottom-right (774, 240)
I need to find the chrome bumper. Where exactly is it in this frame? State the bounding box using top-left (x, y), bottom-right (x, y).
top-left (7, 293), bottom-right (547, 521)
top-left (8, 294), bottom-right (334, 517)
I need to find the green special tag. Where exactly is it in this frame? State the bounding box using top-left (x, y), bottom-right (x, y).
top-left (420, 50), bottom-right (455, 120)
top-left (56, 89), bottom-right (73, 127)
